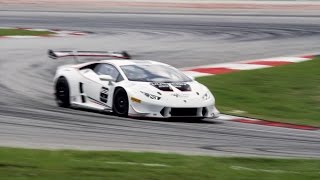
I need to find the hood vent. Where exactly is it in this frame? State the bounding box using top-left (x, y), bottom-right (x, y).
top-left (171, 83), bottom-right (191, 91)
top-left (150, 83), bottom-right (173, 91)
top-left (150, 82), bottom-right (191, 91)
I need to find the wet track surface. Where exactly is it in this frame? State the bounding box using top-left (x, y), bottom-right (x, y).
top-left (0, 10), bottom-right (320, 157)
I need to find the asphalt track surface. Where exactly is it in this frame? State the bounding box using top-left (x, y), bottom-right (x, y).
top-left (0, 9), bottom-right (320, 157)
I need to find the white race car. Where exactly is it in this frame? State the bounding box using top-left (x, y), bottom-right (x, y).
top-left (49, 50), bottom-right (219, 119)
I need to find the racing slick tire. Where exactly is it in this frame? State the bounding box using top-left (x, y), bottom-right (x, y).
top-left (113, 88), bottom-right (129, 117)
top-left (55, 77), bottom-right (71, 108)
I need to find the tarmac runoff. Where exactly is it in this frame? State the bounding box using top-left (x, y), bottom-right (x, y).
top-left (1, 0), bottom-right (320, 16)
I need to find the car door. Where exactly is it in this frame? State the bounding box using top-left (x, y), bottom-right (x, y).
top-left (80, 63), bottom-right (121, 109)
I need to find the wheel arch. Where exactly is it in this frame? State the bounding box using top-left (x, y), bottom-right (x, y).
top-left (54, 69), bottom-right (82, 99)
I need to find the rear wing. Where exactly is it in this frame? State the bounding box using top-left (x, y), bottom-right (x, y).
top-left (48, 49), bottom-right (131, 61)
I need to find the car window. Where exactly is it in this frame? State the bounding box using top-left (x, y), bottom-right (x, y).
top-left (120, 64), bottom-right (192, 82)
top-left (94, 64), bottom-right (122, 82)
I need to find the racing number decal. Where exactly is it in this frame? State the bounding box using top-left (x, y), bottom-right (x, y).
top-left (100, 87), bottom-right (109, 103)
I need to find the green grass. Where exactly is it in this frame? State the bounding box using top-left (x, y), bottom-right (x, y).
top-left (0, 29), bottom-right (53, 36)
top-left (0, 147), bottom-right (319, 180)
top-left (197, 57), bottom-right (320, 126)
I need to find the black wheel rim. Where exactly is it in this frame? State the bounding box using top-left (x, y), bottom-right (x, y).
top-left (115, 93), bottom-right (128, 115)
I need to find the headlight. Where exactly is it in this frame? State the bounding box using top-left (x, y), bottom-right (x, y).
top-left (202, 92), bottom-right (211, 100)
top-left (140, 91), bottom-right (161, 100)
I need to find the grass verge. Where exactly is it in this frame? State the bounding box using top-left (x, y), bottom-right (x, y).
top-left (0, 147), bottom-right (319, 180)
top-left (197, 57), bottom-right (320, 126)
top-left (0, 28), bottom-right (53, 36)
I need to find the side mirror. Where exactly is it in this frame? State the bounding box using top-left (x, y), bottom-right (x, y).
top-left (99, 75), bottom-right (113, 81)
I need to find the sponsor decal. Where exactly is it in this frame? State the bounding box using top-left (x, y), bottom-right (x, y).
top-left (171, 93), bottom-right (189, 98)
top-left (88, 96), bottom-right (111, 108)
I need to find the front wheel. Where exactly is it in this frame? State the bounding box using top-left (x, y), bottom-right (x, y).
top-left (112, 88), bottom-right (129, 117)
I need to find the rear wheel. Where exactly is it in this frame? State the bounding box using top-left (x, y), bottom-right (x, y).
top-left (55, 77), bottom-right (70, 108)
top-left (113, 88), bottom-right (129, 117)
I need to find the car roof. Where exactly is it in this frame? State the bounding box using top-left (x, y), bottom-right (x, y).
top-left (72, 59), bottom-right (170, 69)
top-left (101, 59), bottom-right (169, 66)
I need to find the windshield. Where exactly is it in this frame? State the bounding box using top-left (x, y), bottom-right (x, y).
top-left (120, 64), bottom-right (192, 82)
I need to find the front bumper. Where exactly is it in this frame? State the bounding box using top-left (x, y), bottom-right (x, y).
top-left (128, 100), bottom-right (220, 118)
